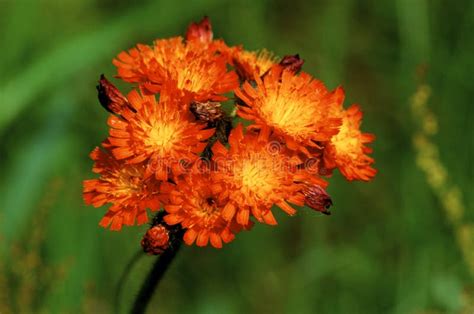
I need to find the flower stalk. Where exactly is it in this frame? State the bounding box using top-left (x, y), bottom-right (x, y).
top-left (131, 242), bottom-right (182, 314)
top-left (132, 212), bottom-right (184, 313)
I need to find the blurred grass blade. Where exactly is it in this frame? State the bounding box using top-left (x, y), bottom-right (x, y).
top-left (0, 0), bottom-right (220, 134)
top-left (0, 91), bottom-right (75, 252)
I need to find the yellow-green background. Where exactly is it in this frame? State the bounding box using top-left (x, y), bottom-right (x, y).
top-left (1, 0), bottom-right (473, 313)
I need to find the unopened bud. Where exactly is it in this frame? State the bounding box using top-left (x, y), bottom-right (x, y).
top-left (279, 54), bottom-right (304, 73)
top-left (303, 184), bottom-right (333, 215)
top-left (97, 74), bottom-right (130, 114)
top-left (141, 225), bottom-right (170, 255)
top-left (186, 16), bottom-right (213, 43)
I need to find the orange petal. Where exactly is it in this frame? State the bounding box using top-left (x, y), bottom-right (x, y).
top-left (222, 203), bottom-right (236, 221)
top-left (277, 201), bottom-right (297, 216)
top-left (183, 229), bottom-right (198, 245)
top-left (236, 209), bottom-right (249, 225)
top-left (209, 233), bottom-right (223, 248)
top-left (196, 230), bottom-right (210, 247)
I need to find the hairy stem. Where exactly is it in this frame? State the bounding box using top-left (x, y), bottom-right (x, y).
top-left (130, 243), bottom-right (182, 314)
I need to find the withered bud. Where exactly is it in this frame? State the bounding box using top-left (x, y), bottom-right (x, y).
top-left (97, 74), bottom-right (129, 114)
top-left (279, 54), bottom-right (304, 73)
top-left (303, 184), bottom-right (333, 215)
top-left (141, 225), bottom-right (170, 255)
top-left (233, 58), bottom-right (253, 82)
top-left (190, 101), bottom-right (225, 123)
top-left (186, 16), bottom-right (213, 43)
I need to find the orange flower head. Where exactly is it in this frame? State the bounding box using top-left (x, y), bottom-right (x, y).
top-left (106, 86), bottom-right (215, 181)
top-left (83, 145), bottom-right (160, 231)
top-left (86, 15), bottom-right (377, 245)
top-left (324, 105), bottom-right (376, 181)
top-left (113, 43), bottom-right (155, 87)
top-left (212, 124), bottom-right (327, 226)
top-left (235, 65), bottom-right (344, 156)
top-left (233, 48), bottom-right (278, 81)
top-left (161, 170), bottom-right (247, 248)
top-left (114, 29), bottom-right (238, 101)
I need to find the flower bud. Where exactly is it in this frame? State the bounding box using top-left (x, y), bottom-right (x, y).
top-left (279, 54), bottom-right (304, 73)
top-left (303, 184), bottom-right (333, 215)
top-left (141, 225), bottom-right (170, 255)
top-left (96, 74), bottom-right (130, 114)
top-left (186, 16), bottom-right (213, 43)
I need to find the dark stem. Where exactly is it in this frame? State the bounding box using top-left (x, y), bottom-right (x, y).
top-left (130, 242), bottom-right (182, 314)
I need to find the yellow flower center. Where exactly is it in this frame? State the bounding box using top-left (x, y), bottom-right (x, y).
top-left (146, 122), bottom-right (181, 153)
top-left (331, 120), bottom-right (362, 158)
top-left (239, 156), bottom-right (279, 199)
top-left (260, 94), bottom-right (317, 139)
top-left (113, 166), bottom-right (144, 197)
top-left (176, 62), bottom-right (209, 92)
top-left (153, 39), bottom-right (218, 94)
top-left (192, 196), bottom-right (221, 228)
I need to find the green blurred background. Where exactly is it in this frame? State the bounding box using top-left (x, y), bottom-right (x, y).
top-left (1, 0), bottom-right (473, 313)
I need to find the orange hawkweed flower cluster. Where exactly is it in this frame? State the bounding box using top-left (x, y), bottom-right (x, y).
top-left (84, 17), bottom-right (376, 249)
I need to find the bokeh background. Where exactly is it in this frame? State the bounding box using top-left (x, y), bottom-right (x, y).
top-left (1, 0), bottom-right (473, 313)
